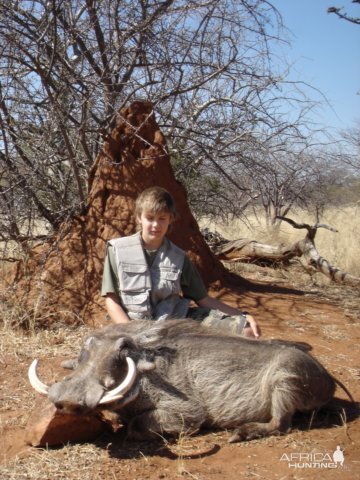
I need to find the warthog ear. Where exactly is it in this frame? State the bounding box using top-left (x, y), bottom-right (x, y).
top-left (76, 336), bottom-right (96, 364)
top-left (61, 358), bottom-right (78, 370)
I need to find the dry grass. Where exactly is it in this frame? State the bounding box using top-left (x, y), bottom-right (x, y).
top-left (0, 443), bottom-right (110, 480)
top-left (0, 324), bottom-right (90, 361)
top-left (200, 204), bottom-right (360, 277)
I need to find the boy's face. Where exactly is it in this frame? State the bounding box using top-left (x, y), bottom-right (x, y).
top-left (138, 209), bottom-right (173, 248)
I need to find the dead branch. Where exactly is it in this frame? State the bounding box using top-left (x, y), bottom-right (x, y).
top-left (208, 216), bottom-right (360, 287)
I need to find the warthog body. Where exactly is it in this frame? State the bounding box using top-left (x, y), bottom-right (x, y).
top-left (30, 319), bottom-right (341, 442)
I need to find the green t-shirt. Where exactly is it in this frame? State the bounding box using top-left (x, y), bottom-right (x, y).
top-left (101, 243), bottom-right (208, 303)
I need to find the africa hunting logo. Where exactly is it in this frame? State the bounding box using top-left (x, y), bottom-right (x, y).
top-left (280, 446), bottom-right (345, 469)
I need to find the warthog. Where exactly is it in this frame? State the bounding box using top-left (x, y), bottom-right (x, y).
top-left (28, 319), bottom-right (351, 442)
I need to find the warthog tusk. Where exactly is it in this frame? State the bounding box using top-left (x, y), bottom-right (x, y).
top-left (100, 357), bottom-right (137, 405)
top-left (28, 359), bottom-right (49, 396)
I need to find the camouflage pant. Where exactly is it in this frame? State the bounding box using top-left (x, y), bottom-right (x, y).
top-left (187, 307), bottom-right (249, 336)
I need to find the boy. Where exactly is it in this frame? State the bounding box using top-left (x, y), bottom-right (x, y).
top-left (101, 186), bottom-right (260, 338)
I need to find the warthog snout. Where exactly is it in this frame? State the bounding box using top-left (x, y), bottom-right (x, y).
top-left (48, 379), bottom-right (105, 414)
top-left (29, 355), bottom-right (138, 412)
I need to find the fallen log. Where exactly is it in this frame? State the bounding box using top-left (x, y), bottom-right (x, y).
top-left (213, 238), bottom-right (303, 263)
top-left (205, 217), bottom-right (360, 287)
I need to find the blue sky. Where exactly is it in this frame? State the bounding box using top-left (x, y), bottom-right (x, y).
top-left (270, 0), bottom-right (360, 134)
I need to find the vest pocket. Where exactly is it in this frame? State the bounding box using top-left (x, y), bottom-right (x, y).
top-left (159, 269), bottom-right (179, 281)
top-left (153, 268), bottom-right (181, 297)
top-left (120, 263), bottom-right (148, 291)
top-left (121, 292), bottom-right (149, 313)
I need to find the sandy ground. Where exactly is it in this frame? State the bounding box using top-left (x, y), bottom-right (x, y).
top-left (1, 270), bottom-right (359, 480)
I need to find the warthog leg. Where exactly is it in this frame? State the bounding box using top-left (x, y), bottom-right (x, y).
top-left (126, 408), bottom-right (203, 441)
top-left (228, 414), bottom-right (292, 443)
top-left (228, 386), bottom-right (297, 442)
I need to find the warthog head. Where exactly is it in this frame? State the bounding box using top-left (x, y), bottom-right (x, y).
top-left (28, 334), bottom-right (152, 414)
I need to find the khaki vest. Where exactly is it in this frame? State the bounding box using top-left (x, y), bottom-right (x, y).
top-left (109, 233), bottom-right (190, 320)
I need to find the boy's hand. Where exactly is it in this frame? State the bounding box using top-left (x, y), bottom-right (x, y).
top-left (243, 314), bottom-right (261, 338)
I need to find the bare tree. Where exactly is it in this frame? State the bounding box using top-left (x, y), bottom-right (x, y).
top-left (221, 126), bottom-right (335, 226)
top-left (337, 124), bottom-right (360, 172)
top-left (0, 0), bottom-right (324, 254)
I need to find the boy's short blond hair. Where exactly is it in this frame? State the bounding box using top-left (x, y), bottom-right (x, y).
top-left (135, 186), bottom-right (177, 219)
